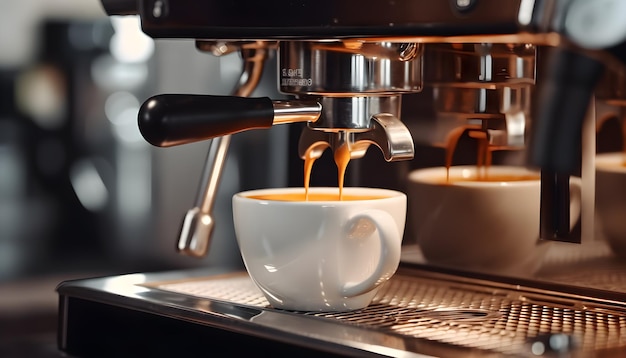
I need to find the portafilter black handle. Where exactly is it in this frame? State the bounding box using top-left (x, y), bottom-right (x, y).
top-left (138, 94), bottom-right (275, 147)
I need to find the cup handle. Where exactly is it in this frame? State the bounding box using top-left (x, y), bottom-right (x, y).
top-left (569, 177), bottom-right (582, 229)
top-left (341, 210), bottom-right (401, 297)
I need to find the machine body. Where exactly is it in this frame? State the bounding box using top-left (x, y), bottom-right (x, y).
top-left (102, 0), bottom-right (626, 249)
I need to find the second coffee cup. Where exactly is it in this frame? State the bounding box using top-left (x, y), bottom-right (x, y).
top-left (233, 187), bottom-right (406, 312)
top-left (407, 165), bottom-right (581, 275)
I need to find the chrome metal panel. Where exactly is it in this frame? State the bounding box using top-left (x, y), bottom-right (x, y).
top-left (58, 257), bottom-right (626, 357)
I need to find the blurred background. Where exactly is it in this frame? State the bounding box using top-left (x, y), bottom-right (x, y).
top-left (0, 1), bottom-right (266, 355)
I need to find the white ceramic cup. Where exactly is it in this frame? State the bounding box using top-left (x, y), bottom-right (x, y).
top-left (232, 187), bottom-right (406, 312)
top-left (407, 166), bottom-right (581, 275)
top-left (596, 152), bottom-right (626, 257)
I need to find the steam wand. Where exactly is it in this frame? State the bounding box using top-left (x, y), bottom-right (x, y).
top-left (177, 43), bottom-right (267, 257)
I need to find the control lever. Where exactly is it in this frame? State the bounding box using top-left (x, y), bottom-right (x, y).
top-left (529, 47), bottom-right (605, 173)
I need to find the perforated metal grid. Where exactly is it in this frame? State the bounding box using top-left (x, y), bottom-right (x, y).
top-left (157, 272), bottom-right (626, 355)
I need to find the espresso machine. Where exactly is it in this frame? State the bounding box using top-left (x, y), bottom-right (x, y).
top-left (57, 1), bottom-right (626, 356)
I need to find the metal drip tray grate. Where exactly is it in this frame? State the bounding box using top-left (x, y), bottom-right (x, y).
top-left (155, 270), bottom-right (626, 355)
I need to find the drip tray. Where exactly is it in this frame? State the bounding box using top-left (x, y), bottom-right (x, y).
top-left (58, 265), bottom-right (626, 357)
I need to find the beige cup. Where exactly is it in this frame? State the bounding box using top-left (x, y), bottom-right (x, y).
top-left (407, 165), bottom-right (581, 275)
top-left (596, 152), bottom-right (626, 256)
top-left (232, 187), bottom-right (406, 312)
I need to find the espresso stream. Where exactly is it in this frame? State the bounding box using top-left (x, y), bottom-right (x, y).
top-left (302, 141), bottom-right (352, 201)
top-left (334, 141), bottom-right (351, 200)
top-left (444, 127), bottom-right (526, 183)
top-left (297, 126), bottom-right (529, 202)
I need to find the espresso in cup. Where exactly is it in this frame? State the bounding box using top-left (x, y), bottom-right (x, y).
top-left (433, 171), bottom-right (539, 184)
top-left (248, 192), bottom-right (388, 201)
top-left (407, 165), bottom-right (581, 275)
top-left (233, 187), bottom-right (406, 312)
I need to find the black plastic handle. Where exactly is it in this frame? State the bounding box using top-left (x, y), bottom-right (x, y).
top-left (100, 0), bottom-right (138, 15)
top-left (529, 47), bottom-right (605, 173)
top-left (138, 94), bottom-right (275, 147)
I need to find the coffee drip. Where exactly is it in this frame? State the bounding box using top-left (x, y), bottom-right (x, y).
top-left (439, 126), bottom-right (526, 183)
top-left (334, 141), bottom-right (351, 200)
top-left (302, 131), bottom-right (354, 201)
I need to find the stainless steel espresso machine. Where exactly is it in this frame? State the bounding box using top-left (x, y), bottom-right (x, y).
top-left (57, 1), bottom-right (626, 356)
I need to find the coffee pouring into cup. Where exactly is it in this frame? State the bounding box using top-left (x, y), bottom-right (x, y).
top-left (138, 41), bottom-right (419, 267)
top-left (133, 41), bottom-right (421, 311)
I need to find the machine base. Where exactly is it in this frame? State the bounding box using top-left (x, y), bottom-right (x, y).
top-left (58, 254), bottom-right (626, 357)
